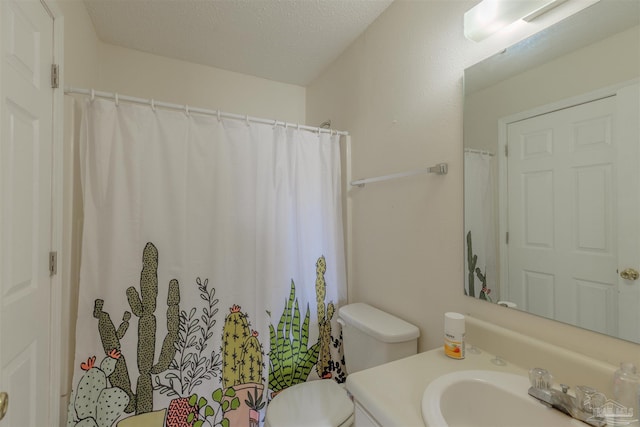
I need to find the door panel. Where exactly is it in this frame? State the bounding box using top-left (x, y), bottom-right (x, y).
top-left (507, 96), bottom-right (618, 335)
top-left (0, 1), bottom-right (54, 425)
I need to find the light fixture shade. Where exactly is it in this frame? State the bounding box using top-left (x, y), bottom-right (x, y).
top-left (464, 0), bottom-right (556, 42)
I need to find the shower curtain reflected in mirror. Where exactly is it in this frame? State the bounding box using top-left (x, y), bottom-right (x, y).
top-left (68, 98), bottom-right (347, 427)
top-left (464, 150), bottom-right (497, 303)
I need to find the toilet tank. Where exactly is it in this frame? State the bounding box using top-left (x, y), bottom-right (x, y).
top-left (338, 303), bottom-right (420, 374)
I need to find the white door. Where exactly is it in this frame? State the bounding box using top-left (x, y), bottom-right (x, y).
top-left (506, 86), bottom-right (640, 340)
top-left (615, 84), bottom-right (640, 342)
top-left (0, 0), bottom-right (56, 425)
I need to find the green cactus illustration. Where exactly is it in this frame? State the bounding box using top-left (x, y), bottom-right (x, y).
top-left (153, 277), bottom-right (222, 398)
top-left (67, 350), bottom-right (130, 427)
top-left (475, 267), bottom-right (493, 302)
top-left (221, 305), bottom-right (250, 387)
top-left (315, 256), bottom-right (335, 378)
top-left (238, 331), bottom-right (263, 384)
top-left (93, 299), bottom-right (135, 412)
top-left (466, 231), bottom-right (478, 297)
top-left (221, 305), bottom-right (264, 388)
top-left (466, 232), bottom-right (492, 301)
top-left (126, 242), bottom-right (181, 415)
top-left (92, 243), bottom-right (180, 414)
top-left (268, 280), bottom-right (319, 394)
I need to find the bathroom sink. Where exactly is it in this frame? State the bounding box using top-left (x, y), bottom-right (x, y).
top-left (421, 370), bottom-right (586, 427)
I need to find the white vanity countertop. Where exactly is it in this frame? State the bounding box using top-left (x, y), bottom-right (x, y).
top-left (345, 346), bottom-right (529, 427)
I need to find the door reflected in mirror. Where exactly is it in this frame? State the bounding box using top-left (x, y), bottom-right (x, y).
top-left (463, 0), bottom-right (640, 343)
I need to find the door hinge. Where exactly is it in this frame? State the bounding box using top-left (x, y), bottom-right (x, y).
top-left (504, 144), bottom-right (509, 157)
top-left (506, 231), bottom-right (509, 244)
top-left (51, 64), bottom-right (59, 89)
top-left (49, 251), bottom-right (57, 276)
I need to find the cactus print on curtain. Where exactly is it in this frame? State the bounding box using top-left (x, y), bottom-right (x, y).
top-left (68, 98), bottom-right (347, 427)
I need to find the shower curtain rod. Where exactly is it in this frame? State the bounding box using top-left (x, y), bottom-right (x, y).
top-left (64, 87), bottom-right (349, 136)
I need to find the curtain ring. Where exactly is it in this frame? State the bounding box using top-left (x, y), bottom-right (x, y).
top-left (90, 89), bottom-right (95, 102)
top-left (114, 93), bottom-right (119, 106)
top-left (185, 105), bottom-right (190, 116)
top-left (217, 110), bottom-right (221, 122)
top-left (297, 123), bottom-right (300, 131)
top-left (150, 99), bottom-right (156, 112)
top-left (245, 114), bottom-right (250, 126)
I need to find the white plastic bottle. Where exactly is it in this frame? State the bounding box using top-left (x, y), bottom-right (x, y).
top-left (613, 362), bottom-right (639, 418)
top-left (444, 312), bottom-right (465, 359)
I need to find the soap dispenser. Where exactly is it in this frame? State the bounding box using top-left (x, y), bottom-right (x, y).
top-left (613, 362), bottom-right (639, 416)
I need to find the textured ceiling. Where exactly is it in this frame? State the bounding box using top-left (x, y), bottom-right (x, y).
top-left (83, 0), bottom-right (393, 86)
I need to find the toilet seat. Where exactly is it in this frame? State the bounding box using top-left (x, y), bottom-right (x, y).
top-left (265, 379), bottom-right (354, 427)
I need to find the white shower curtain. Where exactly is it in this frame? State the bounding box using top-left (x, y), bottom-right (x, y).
top-left (464, 151), bottom-right (497, 302)
top-left (68, 98), bottom-right (347, 427)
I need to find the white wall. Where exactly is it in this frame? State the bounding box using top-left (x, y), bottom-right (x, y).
top-left (97, 43), bottom-right (306, 123)
top-left (59, 3), bottom-right (306, 123)
top-left (306, 0), bottom-right (640, 370)
top-left (59, 0), bottom-right (100, 88)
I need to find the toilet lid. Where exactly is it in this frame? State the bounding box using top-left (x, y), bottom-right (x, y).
top-left (266, 380), bottom-right (354, 427)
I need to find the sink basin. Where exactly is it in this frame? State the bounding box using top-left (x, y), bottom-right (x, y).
top-left (421, 370), bottom-right (586, 427)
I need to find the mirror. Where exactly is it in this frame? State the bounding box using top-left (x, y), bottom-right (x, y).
top-left (463, 0), bottom-right (640, 343)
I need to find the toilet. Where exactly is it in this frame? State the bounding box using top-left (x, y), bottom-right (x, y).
top-left (265, 302), bottom-right (420, 427)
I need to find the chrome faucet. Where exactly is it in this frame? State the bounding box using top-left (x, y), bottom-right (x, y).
top-left (527, 368), bottom-right (608, 427)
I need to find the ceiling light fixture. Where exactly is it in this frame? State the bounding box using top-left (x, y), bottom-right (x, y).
top-left (464, 0), bottom-right (568, 42)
